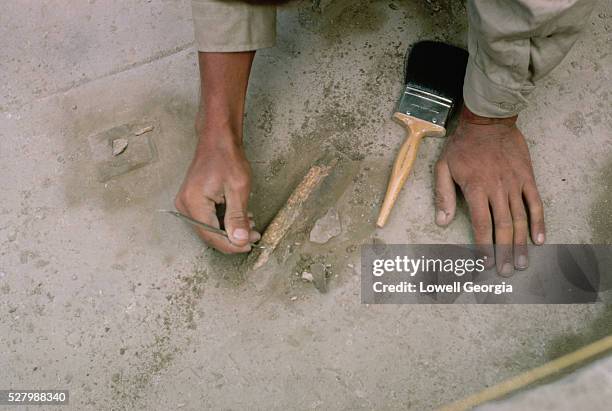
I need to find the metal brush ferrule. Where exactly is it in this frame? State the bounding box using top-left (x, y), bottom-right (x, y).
top-left (397, 85), bottom-right (453, 127)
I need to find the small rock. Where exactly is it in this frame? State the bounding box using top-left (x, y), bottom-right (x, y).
top-left (309, 208), bottom-right (342, 244)
top-left (301, 271), bottom-right (313, 282)
top-left (310, 262), bottom-right (327, 293)
top-left (112, 138), bottom-right (129, 156)
top-left (290, 296), bottom-right (298, 301)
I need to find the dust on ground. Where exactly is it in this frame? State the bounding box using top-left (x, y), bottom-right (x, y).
top-left (89, 1), bottom-right (472, 405)
top-left (590, 159), bottom-right (612, 244)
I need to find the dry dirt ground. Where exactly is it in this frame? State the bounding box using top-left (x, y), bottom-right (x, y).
top-left (1, 1), bottom-right (611, 410)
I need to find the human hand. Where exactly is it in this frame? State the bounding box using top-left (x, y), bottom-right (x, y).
top-left (434, 106), bottom-right (545, 275)
top-left (175, 134), bottom-right (260, 254)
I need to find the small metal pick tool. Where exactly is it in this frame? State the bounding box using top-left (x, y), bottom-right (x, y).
top-left (158, 209), bottom-right (265, 249)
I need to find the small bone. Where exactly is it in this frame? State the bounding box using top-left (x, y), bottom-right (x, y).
top-left (249, 155), bottom-right (338, 270)
top-left (134, 125), bottom-right (154, 136)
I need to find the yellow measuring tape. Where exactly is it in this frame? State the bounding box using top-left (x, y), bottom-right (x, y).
top-left (437, 335), bottom-right (612, 411)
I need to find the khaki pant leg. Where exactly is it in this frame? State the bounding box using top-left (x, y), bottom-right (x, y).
top-left (464, 0), bottom-right (596, 117)
top-left (191, 0), bottom-right (276, 52)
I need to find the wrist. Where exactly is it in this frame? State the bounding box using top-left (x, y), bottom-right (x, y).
top-left (461, 105), bottom-right (518, 127)
top-left (195, 110), bottom-right (244, 150)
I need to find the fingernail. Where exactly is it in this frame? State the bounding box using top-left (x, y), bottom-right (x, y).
top-left (500, 263), bottom-right (513, 277)
top-left (536, 233), bottom-right (545, 245)
top-left (516, 255), bottom-right (528, 270)
top-left (233, 228), bottom-right (249, 240)
top-left (436, 210), bottom-right (447, 225)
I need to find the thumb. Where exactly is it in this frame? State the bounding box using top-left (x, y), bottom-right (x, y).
top-left (434, 159), bottom-right (456, 226)
top-left (224, 183), bottom-right (252, 247)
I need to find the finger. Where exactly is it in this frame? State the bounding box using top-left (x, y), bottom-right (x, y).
top-left (464, 187), bottom-right (494, 268)
top-left (490, 191), bottom-right (514, 277)
top-left (248, 216), bottom-right (260, 241)
top-left (434, 159), bottom-right (457, 226)
top-left (523, 181), bottom-right (545, 245)
top-left (509, 190), bottom-right (529, 270)
top-left (250, 230), bottom-right (261, 243)
top-left (224, 182), bottom-right (256, 247)
top-left (180, 198), bottom-right (251, 254)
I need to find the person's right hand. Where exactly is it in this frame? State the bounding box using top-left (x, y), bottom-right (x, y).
top-left (175, 135), bottom-right (260, 254)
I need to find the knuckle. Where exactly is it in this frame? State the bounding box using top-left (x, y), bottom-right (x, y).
top-left (523, 173), bottom-right (537, 185)
top-left (177, 187), bottom-right (200, 205)
top-left (462, 183), bottom-right (483, 198)
top-left (530, 201), bottom-right (544, 216)
top-left (229, 175), bottom-right (250, 192)
top-left (174, 195), bottom-right (185, 210)
top-left (434, 192), bottom-right (447, 208)
top-left (514, 236), bottom-right (528, 245)
top-left (492, 177), bottom-right (507, 191)
top-left (513, 215), bottom-right (528, 225)
top-left (495, 220), bottom-right (513, 230)
top-left (505, 175), bottom-right (520, 188)
top-left (472, 222), bottom-right (492, 234)
top-left (224, 209), bottom-right (248, 223)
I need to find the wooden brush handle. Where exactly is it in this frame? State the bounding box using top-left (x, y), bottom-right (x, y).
top-left (376, 113), bottom-right (446, 228)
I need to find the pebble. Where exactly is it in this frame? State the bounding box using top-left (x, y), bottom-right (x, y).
top-left (112, 138), bottom-right (129, 156)
top-left (310, 262), bottom-right (327, 293)
top-left (301, 271), bottom-right (314, 282)
top-left (309, 208), bottom-right (342, 244)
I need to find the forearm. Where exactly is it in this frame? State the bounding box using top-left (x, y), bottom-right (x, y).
top-left (179, 51), bottom-right (259, 252)
top-left (191, 0), bottom-right (277, 148)
top-left (464, 0), bottom-right (597, 118)
top-left (196, 51), bottom-right (255, 146)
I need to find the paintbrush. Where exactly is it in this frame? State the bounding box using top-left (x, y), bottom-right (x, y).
top-left (377, 41), bottom-right (468, 227)
top-left (159, 209), bottom-right (265, 249)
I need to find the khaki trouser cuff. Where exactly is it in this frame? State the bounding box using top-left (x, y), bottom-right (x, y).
top-left (463, 57), bottom-right (532, 118)
top-left (192, 0), bottom-right (276, 52)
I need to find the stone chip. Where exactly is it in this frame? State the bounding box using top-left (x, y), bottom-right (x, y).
top-left (309, 207), bottom-right (342, 244)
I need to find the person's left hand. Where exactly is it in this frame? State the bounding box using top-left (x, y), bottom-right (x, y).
top-left (434, 106), bottom-right (546, 276)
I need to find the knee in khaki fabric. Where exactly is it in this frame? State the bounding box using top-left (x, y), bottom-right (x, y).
top-left (191, 0), bottom-right (276, 52)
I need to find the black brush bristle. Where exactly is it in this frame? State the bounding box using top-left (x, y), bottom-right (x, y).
top-left (404, 41), bottom-right (469, 115)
